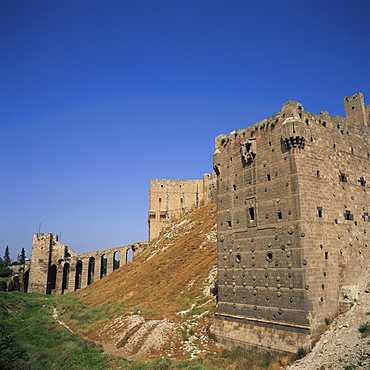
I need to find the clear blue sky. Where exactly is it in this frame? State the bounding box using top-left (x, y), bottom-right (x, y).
top-left (1, 0), bottom-right (369, 261)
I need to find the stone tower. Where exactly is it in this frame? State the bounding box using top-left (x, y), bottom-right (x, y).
top-left (210, 93), bottom-right (370, 354)
top-left (28, 233), bottom-right (67, 294)
top-left (344, 92), bottom-right (369, 127)
top-left (148, 179), bottom-right (204, 241)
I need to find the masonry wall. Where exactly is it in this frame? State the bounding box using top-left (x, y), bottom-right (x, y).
top-left (148, 179), bottom-right (204, 241)
top-left (28, 233), bottom-right (148, 295)
top-left (148, 175), bottom-right (217, 241)
top-left (210, 93), bottom-right (370, 354)
top-left (28, 233), bottom-right (66, 294)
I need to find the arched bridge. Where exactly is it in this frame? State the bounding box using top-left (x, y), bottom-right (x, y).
top-left (26, 233), bottom-right (148, 295)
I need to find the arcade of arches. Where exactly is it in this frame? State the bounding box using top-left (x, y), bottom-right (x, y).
top-left (27, 234), bottom-right (148, 295)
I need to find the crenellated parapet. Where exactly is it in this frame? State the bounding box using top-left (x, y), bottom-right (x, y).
top-left (210, 93), bottom-right (370, 355)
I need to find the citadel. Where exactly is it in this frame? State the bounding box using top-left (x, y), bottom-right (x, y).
top-left (17, 92), bottom-right (370, 354)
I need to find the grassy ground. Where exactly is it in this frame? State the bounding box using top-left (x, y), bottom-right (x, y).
top-left (0, 291), bottom-right (292, 369)
top-left (0, 205), bottom-right (295, 368)
top-left (0, 291), bottom-right (111, 370)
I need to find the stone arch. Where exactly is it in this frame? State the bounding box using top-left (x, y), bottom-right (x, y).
top-left (100, 254), bottom-right (107, 278)
top-left (74, 260), bottom-right (83, 291)
top-left (23, 269), bottom-right (30, 292)
top-left (113, 251), bottom-right (120, 271)
top-left (62, 263), bottom-right (70, 294)
top-left (88, 257), bottom-right (95, 285)
top-left (126, 247), bottom-right (134, 263)
top-left (47, 264), bottom-right (57, 294)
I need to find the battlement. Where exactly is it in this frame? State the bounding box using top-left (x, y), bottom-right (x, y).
top-left (210, 93), bottom-right (370, 354)
top-left (344, 92), bottom-right (370, 126)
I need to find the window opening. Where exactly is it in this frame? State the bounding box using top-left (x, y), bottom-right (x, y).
top-left (325, 252), bottom-right (328, 260)
top-left (113, 252), bottom-right (120, 271)
top-left (227, 220), bottom-right (232, 228)
top-left (317, 207), bottom-right (323, 218)
top-left (87, 257), bottom-right (95, 285)
top-left (74, 260), bottom-right (82, 291)
top-left (159, 198), bottom-right (162, 202)
top-left (339, 173), bottom-right (347, 182)
top-left (267, 174), bottom-right (271, 181)
top-left (62, 263), bottom-right (70, 294)
top-left (317, 170), bottom-right (320, 177)
top-left (344, 210), bottom-right (354, 221)
top-left (126, 248), bottom-right (133, 263)
top-left (277, 211), bottom-right (282, 220)
top-left (249, 207), bottom-right (255, 221)
top-left (100, 254), bottom-right (107, 278)
top-left (359, 177), bottom-right (366, 186)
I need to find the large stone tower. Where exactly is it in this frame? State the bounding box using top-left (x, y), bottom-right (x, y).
top-left (28, 233), bottom-right (67, 294)
top-left (210, 93), bottom-right (370, 354)
top-left (148, 179), bottom-right (204, 241)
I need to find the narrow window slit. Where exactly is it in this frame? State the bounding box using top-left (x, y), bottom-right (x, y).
top-left (249, 207), bottom-right (255, 221)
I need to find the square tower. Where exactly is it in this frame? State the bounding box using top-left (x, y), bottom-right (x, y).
top-left (210, 95), bottom-right (370, 354)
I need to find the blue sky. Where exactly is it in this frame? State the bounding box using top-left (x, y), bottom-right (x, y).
top-left (0, 0), bottom-right (369, 260)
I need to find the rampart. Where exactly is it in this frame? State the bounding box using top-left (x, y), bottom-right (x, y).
top-left (210, 92), bottom-right (370, 354)
top-left (148, 174), bottom-right (216, 241)
top-left (18, 92), bottom-right (369, 356)
top-left (27, 233), bottom-right (147, 295)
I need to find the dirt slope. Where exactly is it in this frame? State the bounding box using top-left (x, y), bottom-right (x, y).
top-left (285, 270), bottom-right (370, 370)
top-left (73, 204), bottom-right (220, 359)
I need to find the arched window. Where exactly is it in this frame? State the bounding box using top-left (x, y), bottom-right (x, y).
top-left (113, 252), bottom-right (120, 271)
top-left (126, 248), bottom-right (133, 263)
top-left (88, 257), bottom-right (95, 285)
top-left (100, 254), bottom-right (107, 278)
top-left (47, 264), bottom-right (57, 294)
top-left (62, 263), bottom-right (70, 294)
top-left (74, 260), bottom-right (82, 291)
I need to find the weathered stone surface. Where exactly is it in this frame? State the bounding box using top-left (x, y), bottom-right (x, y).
top-left (210, 92), bottom-right (370, 354)
top-left (28, 233), bottom-right (147, 295)
top-left (148, 175), bottom-right (216, 241)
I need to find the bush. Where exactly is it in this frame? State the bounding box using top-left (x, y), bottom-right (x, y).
top-left (0, 266), bottom-right (12, 278)
top-left (297, 347), bottom-right (307, 359)
top-left (358, 322), bottom-right (370, 337)
top-left (0, 281), bottom-right (7, 291)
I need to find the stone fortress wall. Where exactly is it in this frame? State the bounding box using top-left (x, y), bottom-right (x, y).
top-left (27, 233), bottom-right (147, 295)
top-left (22, 92), bottom-right (369, 356)
top-left (148, 173), bottom-right (217, 241)
top-left (209, 92), bottom-right (370, 354)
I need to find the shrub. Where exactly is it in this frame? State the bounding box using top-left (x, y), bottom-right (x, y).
top-left (0, 281), bottom-right (7, 291)
top-left (358, 322), bottom-right (370, 337)
top-left (297, 347), bottom-right (307, 359)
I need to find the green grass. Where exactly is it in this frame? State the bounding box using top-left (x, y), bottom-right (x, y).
top-left (0, 291), bottom-right (293, 369)
top-left (358, 321), bottom-right (370, 337)
top-left (0, 291), bottom-right (111, 369)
